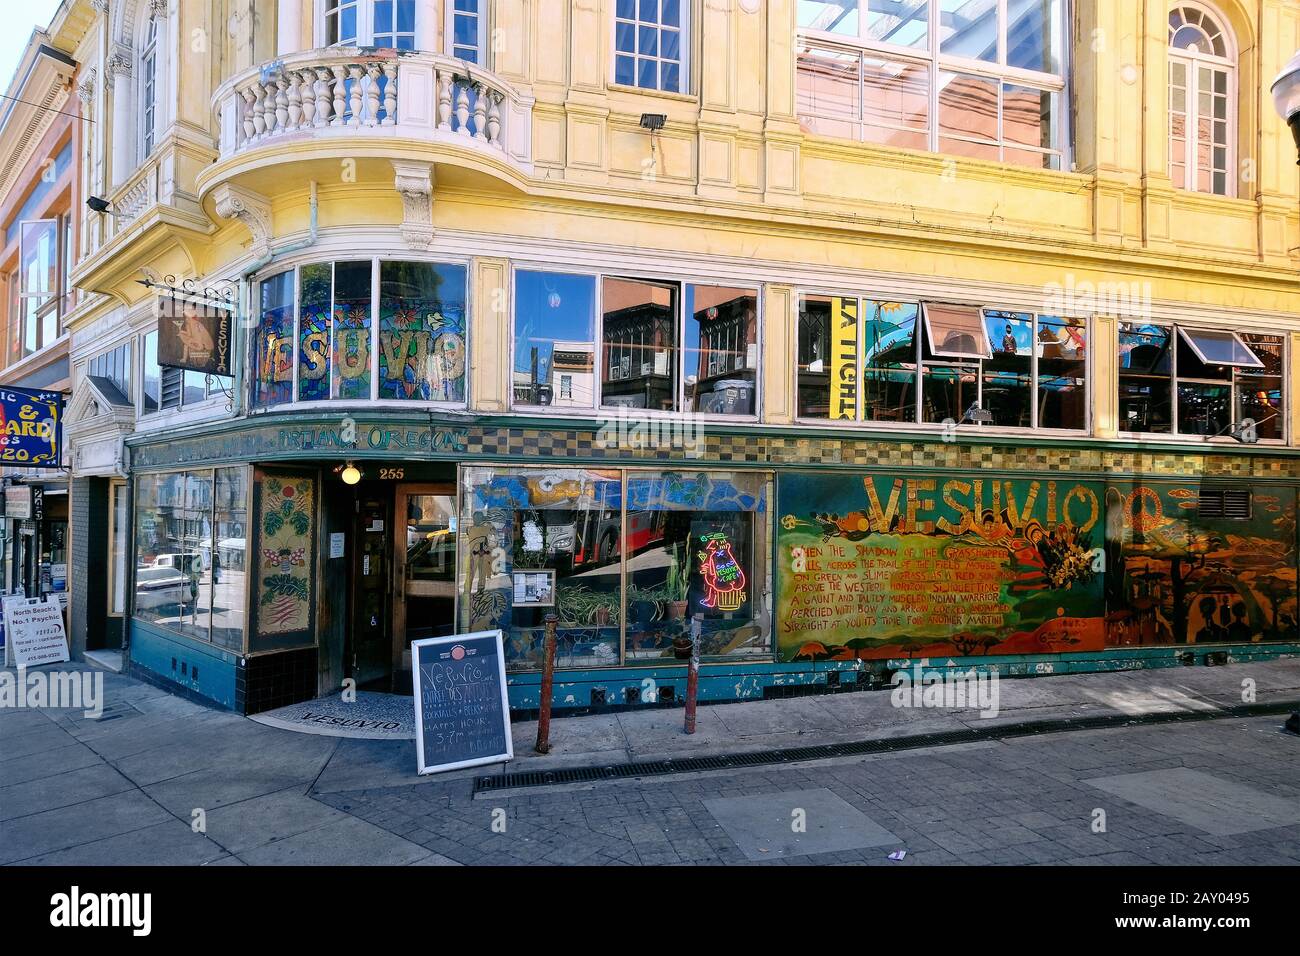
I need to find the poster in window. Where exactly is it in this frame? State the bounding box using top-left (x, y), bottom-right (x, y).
top-left (156, 291), bottom-right (233, 376)
top-left (830, 297), bottom-right (858, 420)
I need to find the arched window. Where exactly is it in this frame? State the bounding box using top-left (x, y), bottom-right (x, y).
top-left (1168, 3), bottom-right (1235, 196)
top-left (140, 15), bottom-right (159, 158)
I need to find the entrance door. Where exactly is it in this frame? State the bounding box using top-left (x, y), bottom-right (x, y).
top-left (351, 493), bottom-right (392, 687)
top-left (393, 485), bottom-right (458, 682)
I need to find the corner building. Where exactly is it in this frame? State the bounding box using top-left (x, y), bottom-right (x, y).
top-left (62, 0), bottom-right (1300, 713)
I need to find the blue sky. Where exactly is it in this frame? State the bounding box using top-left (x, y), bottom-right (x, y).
top-left (0, 0), bottom-right (64, 92)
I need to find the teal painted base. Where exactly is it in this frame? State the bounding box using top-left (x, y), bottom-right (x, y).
top-left (505, 643), bottom-right (1300, 713)
top-left (128, 620), bottom-right (239, 710)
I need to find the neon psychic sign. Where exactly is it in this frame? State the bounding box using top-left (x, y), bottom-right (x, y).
top-left (697, 530), bottom-right (747, 612)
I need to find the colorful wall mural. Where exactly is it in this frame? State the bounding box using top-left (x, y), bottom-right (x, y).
top-left (776, 472), bottom-right (1105, 661)
top-left (254, 473), bottom-right (316, 636)
top-left (776, 470), bottom-right (1299, 662)
top-left (1104, 482), bottom-right (1298, 647)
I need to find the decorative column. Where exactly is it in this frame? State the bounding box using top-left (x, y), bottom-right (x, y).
top-left (414, 0), bottom-right (439, 53)
top-left (106, 45), bottom-right (133, 190)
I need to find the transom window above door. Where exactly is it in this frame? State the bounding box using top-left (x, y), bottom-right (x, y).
top-left (1167, 3), bottom-right (1235, 196)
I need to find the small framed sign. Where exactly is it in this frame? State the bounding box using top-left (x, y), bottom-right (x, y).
top-left (411, 629), bottom-right (513, 775)
top-left (512, 569), bottom-right (555, 607)
top-left (156, 290), bottom-right (233, 376)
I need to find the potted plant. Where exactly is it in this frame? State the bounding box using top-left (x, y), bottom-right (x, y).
top-left (663, 544), bottom-right (691, 620)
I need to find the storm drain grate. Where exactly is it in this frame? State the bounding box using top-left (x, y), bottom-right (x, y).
top-left (473, 699), bottom-right (1299, 794)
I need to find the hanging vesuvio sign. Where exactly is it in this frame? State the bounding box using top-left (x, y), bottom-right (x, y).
top-left (0, 388), bottom-right (62, 468)
top-left (156, 288), bottom-right (233, 376)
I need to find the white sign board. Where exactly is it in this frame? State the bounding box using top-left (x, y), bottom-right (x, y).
top-left (329, 532), bottom-right (345, 559)
top-left (4, 597), bottom-right (69, 668)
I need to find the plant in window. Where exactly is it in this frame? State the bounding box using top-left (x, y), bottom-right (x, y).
top-left (663, 542), bottom-right (691, 618)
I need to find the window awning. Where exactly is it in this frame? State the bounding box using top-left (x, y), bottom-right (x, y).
top-left (922, 303), bottom-right (992, 360)
top-left (1176, 327), bottom-right (1264, 368)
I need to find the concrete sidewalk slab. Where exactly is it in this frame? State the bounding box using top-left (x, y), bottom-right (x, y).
top-left (202, 788), bottom-right (352, 855)
top-left (236, 815), bottom-right (430, 866)
top-left (24, 819), bottom-right (228, 866)
top-left (0, 789), bottom-right (173, 864)
top-left (0, 763), bottom-right (136, 822)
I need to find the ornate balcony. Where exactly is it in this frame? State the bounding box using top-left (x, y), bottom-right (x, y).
top-left (211, 48), bottom-right (534, 172)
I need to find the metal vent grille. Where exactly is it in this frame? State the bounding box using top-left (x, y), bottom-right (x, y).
top-left (1199, 488), bottom-right (1251, 520)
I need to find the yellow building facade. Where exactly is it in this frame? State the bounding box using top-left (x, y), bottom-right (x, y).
top-left (59, 0), bottom-right (1300, 713)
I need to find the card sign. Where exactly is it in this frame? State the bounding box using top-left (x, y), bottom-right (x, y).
top-left (3, 597), bottom-right (69, 668)
top-left (411, 629), bottom-right (513, 775)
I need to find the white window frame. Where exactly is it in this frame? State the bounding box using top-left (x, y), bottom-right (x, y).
top-left (250, 256), bottom-right (473, 411)
top-left (140, 14), bottom-right (159, 159)
top-left (1167, 2), bottom-right (1236, 197)
top-left (320, 0), bottom-right (418, 49)
top-left (796, 292), bottom-right (1092, 435)
top-left (1117, 321), bottom-right (1286, 441)
top-left (446, 0), bottom-right (487, 64)
top-left (795, 0), bottom-right (1070, 168)
top-left (611, 0), bottom-right (692, 95)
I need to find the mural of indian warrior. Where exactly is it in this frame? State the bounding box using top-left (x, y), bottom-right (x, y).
top-left (1105, 483), bottom-right (1298, 648)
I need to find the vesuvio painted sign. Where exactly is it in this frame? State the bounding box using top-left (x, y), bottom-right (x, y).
top-left (776, 472), bottom-right (1106, 662)
top-left (411, 630), bottom-right (513, 775)
top-left (156, 292), bottom-right (233, 376)
top-left (0, 387), bottom-right (62, 467)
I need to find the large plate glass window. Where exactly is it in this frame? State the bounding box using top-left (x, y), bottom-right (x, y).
top-left (458, 466), bottom-right (772, 672)
top-left (1119, 323), bottom-right (1283, 439)
top-left (796, 0), bottom-right (1067, 169)
top-left (514, 270), bottom-right (597, 408)
top-left (683, 285), bottom-right (758, 415)
top-left (602, 277), bottom-right (678, 411)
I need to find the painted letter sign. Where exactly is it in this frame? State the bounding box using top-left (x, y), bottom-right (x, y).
top-left (0, 387), bottom-right (62, 468)
top-left (156, 291), bottom-right (233, 376)
top-left (411, 629), bottom-right (513, 775)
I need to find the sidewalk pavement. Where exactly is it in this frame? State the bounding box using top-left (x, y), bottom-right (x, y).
top-left (1, 656), bottom-right (1297, 865)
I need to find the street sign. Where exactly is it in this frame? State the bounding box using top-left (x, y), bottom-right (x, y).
top-left (411, 629), bottom-right (513, 775)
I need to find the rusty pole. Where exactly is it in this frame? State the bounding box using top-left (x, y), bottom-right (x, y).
top-left (684, 613), bottom-right (702, 734)
top-left (534, 613), bottom-right (558, 754)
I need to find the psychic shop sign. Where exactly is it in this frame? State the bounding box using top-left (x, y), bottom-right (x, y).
top-left (156, 290), bottom-right (233, 376)
top-left (411, 630), bottom-right (513, 775)
top-left (0, 387), bottom-right (62, 468)
top-left (3, 596), bottom-right (69, 668)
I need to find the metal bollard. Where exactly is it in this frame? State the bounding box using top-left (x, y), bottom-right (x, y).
top-left (684, 613), bottom-right (702, 734)
top-left (534, 613), bottom-right (558, 754)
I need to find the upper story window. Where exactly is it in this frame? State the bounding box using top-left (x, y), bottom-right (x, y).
top-left (325, 0), bottom-right (417, 49)
top-left (797, 294), bottom-right (1087, 431)
top-left (1168, 4), bottom-right (1234, 196)
top-left (512, 268), bottom-right (759, 416)
top-left (1118, 323), bottom-right (1284, 440)
top-left (614, 0), bottom-right (689, 94)
top-left (252, 258), bottom-right (468, 410)
top-left (141, 329), bottom-right (230, 417)
top-left (796, 0), bottom-right (1068, 170)
top-left (450, 0), bottom-right (486, 63)
top-left (12, 215), bottom-right (71, 360)
top-left (141, 15), bottom-right (159, 157)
